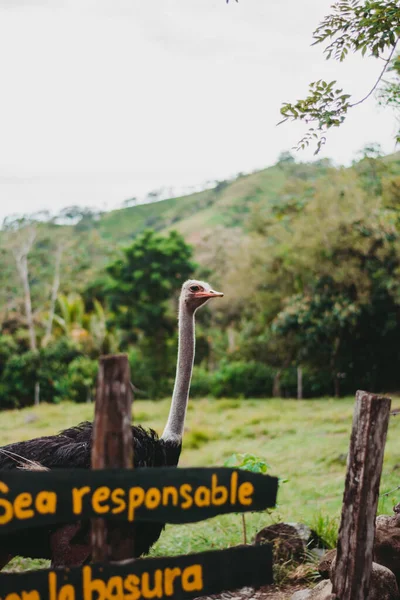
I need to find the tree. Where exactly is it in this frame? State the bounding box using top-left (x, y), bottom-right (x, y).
top-left (276, 151), bottom-right (296, 167)
top-left (4, 222), bottom-right (38, 352)
top-left (44, 239), bottom-right (67, 344)
top-left (279, 1), bottom-right (400, 153)
top-left (105, 229), bottom-right (195, 340)
top-left (103, 229), bottom-right (196, 394)
top-left (272, 278), bottom-right (360, 397)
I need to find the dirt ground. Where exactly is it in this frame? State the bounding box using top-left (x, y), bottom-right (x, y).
top-left (255, 585), bottom-right (305, 599)
top-left (196, 584), bottom-right (307, 600)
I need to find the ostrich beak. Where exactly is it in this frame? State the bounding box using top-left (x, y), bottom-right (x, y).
top-left (195, 289), bottom-right (224, 299)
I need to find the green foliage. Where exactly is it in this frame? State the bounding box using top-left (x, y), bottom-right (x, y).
top-left (314, 0), bottom-right (400, 60)
top-left (3, 153), bottom-right (400, 406)
top-left (310, 513), bottom-right (339, 549)
top-left (54, 356), bottom-right (98, 403)
top-left (0, 351), bottom-right (40, 409)
top-left (0, 335), bottom-right (18, 377)
top-left (0, 338), bottom-right (81, 409)
top-left (212, 361), bottom-right (275, 398)
top-left (128, 347), bottom-right (172, 399)
top-left (280, 0), bottom-right (400, 151)
top-left (106, 229), bottom-right (196, 339)
top-left (190, 366), bottom-right (214, 398)
top-left (224, 452), bottom-right (269, 544)
top-left (279, 367), bottom-right (333, 398)
top-left (224, 452), bottom-right (269, 474)
top-left (280, 80), bottom-right (351, 153)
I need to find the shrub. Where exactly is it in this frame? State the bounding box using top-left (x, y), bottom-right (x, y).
top-left (190, 366), bottom-right (213, 398)
top-left (0, 351), bottom-right (41, 409)
top-left (39, 338), bottom-right (82, 402)
top-left (0, 338), bottom-right (81, 409)
top-left (128, 347), bottom-right (171, 399)
top-left (212, 361), bottom-right (275, 398)
top-left (55, 356), bottom-right (98, 403)
top-left (0, 335), bottom-right (18, 377)
top-left (280, 367), bottom-right (333, 398)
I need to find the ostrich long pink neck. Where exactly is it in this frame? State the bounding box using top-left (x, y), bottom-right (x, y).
top-left (161, 299), bottom-right (195, 443)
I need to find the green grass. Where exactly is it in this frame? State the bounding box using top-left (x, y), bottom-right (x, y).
top-left (2, 396), bottom-right (400, 572)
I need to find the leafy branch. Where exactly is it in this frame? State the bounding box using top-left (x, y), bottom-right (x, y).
top-left (279, 0), bottom-right (400, 153)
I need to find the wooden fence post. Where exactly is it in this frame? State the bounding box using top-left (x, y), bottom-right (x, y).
top-left (331, 390), bottom-right (391, 600)
top-left (297, 367), bottom-right (302, 400)
top-left (91, 354), bottom-right (134, 563)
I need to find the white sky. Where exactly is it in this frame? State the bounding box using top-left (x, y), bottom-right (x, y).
top-left (0, 0), bottom-right (398, 223)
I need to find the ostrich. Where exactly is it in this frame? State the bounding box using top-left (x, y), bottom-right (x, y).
top-left (0, 279), bottom-right (223, 570)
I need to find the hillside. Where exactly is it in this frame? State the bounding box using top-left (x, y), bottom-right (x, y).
top-left (0, 159), bottom-right (299, 311)
top-left (98, 166), bottom-right (287, 244)
top-left (1, 150), bottom-right (400, 323)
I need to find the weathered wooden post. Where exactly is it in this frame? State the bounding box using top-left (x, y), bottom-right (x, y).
top-left (297, 366), bottom-right (303, 400)
top-left (91, 354), bottom-right (134, 562)
top-left (331, 390), bottom-right (391, 600)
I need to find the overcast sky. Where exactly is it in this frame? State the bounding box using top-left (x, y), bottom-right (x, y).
top-left (0, 0), bottom-right (398, 223)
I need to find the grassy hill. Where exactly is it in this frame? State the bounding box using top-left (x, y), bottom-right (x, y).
top-left (0, 161), bottom-right (292, 311)
top-left (97, 167), bottom-right (288, 244)
top-left (2, 152), bottom-right (400, 317)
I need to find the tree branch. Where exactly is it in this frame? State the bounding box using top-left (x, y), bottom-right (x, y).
top-left (350, 40), bottom-right (399, 108)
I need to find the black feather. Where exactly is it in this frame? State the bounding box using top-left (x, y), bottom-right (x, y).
top-left (0, 422), bottom-right (181, 565)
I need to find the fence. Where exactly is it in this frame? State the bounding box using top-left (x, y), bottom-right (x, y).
top-left (0, 354), bottom-right (279, 600)
top-left (0, 356), bottom-right (394, 600)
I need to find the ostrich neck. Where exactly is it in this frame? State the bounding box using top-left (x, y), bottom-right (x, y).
top-left (161, 301), bottom-right (195, 444)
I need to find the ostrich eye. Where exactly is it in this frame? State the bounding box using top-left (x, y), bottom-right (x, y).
top-left (190, 285), bottom-right (200, 292)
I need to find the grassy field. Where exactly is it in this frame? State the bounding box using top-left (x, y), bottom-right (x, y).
top-left (1, 396), bottom-right (400, 572)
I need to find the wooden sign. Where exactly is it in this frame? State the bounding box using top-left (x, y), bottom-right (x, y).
top-left (0, 544), bottom-right (273, 600)
top-left (0, 467), bottom-right (278, 533)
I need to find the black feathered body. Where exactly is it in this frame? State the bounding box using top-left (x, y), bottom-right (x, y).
top-left (0, 422), bottom-right (181, 563)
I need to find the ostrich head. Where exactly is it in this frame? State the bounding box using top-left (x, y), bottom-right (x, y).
top-left (180, 279), bottom-right (224, 313)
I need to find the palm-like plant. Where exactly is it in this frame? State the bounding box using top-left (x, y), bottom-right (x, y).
top-left (54, 293), bottom-right (88, 342)
top-left (53, 293), bottom-right (118, 355)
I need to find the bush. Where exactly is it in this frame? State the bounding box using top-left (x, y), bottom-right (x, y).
top-left (39, 338), bottom-right (82, 402)
top-left (280, 367), bottom-right (333, 398)
top-left (128, 347), bottom-right (171, 399)
top-left (55, 356), bottom-right (98, 403)
top-left (0, 350), bottom-right (41, 409)
top-left (0, 338), bottom-right (82, 409)
top-left (190, 366), bottom-right (214, 397)
top-left (0, 335), bottom-right (18, 377)
top-left (212, 361), bottom-right (275, 398)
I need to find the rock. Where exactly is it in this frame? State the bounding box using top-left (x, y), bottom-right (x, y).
top-left (375, 510), bottom-right (400, 586)
top-left (318, 548), bottom-right (336, 579)
top-left (318, 504), bottom-right (400, 585)
top-left (291, 580), bottom-right (332, 600)
top-left (254, 522), bottom-right (326, 564)
top-left (330, 558), bottom-right (400, 600)
top-left (291, 590), bottom-right (312, 600)
top-left (365, 562), bottom-right (399, 600)
top-left (255, 523), bottom-right (305, 563)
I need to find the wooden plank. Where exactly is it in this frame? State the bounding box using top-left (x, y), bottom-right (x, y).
top-left (0, 544), bottom-right (274, 600)
top-left (0, 468), bottom-right (279, 533)
top-left (331, 390), bottom-right (391, 600)
top-left (91, 353), bottom-right (134, 563)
